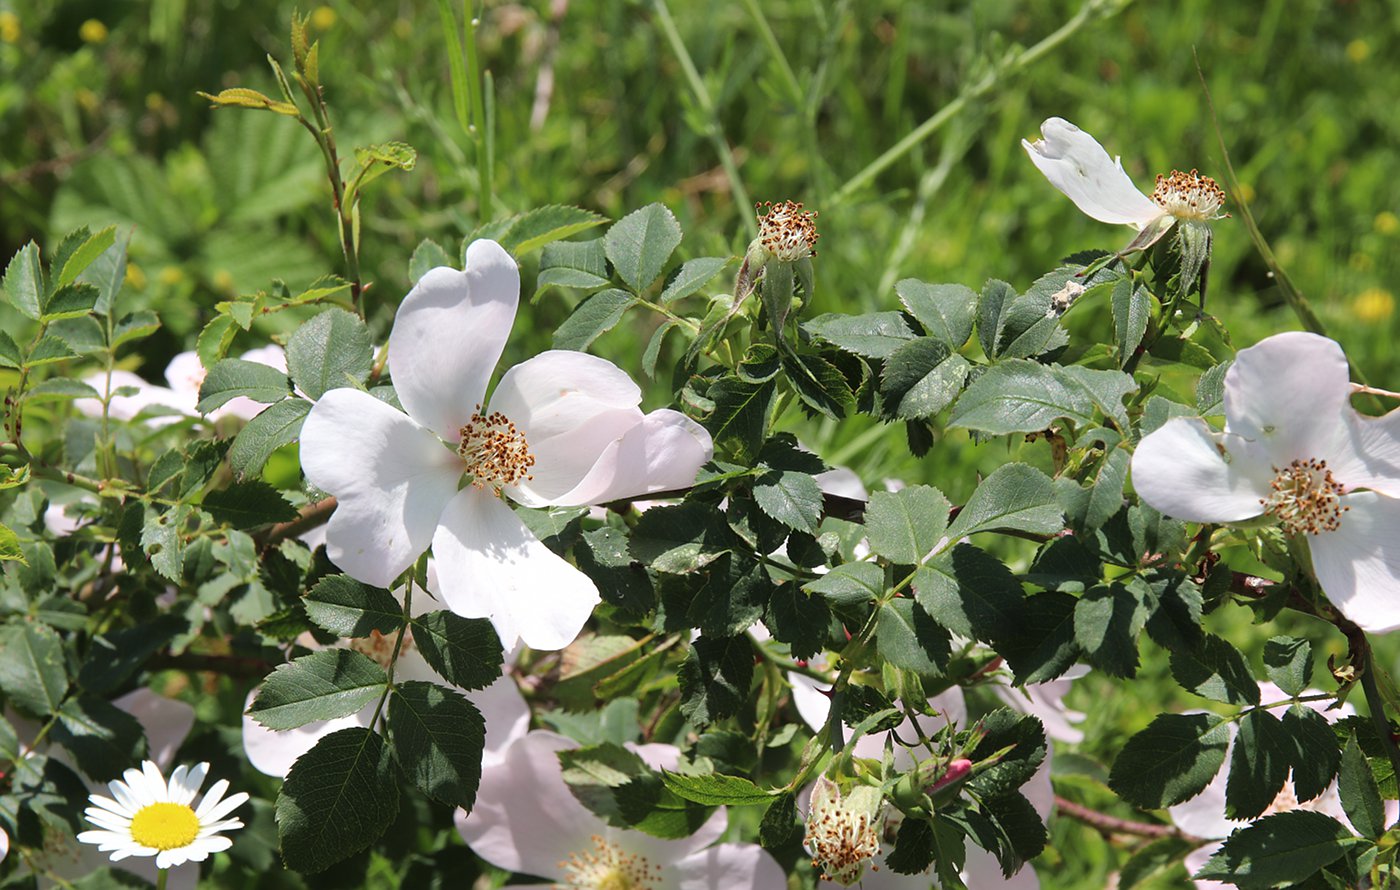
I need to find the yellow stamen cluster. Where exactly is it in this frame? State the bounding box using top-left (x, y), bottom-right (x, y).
top-left (1261, 458), bottom-right (1348, 536)
top-left (349, 627), bottom-right (415, 669)
top-left (804, 800), bottom-right (881, 884)
top-left (1150, 169), bottom-right (1227, 221)
top-left (458, 405), bottom-right (534, 489)
top-left (756, 200), bottom-right (820, 262)
top-left (129, 802), bottom-right (200, 850)
top-left (557, 834), bottom-right (660, 890)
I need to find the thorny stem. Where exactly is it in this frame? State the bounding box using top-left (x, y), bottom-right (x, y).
top-left (1054, 795), bottom-right (1202, 843)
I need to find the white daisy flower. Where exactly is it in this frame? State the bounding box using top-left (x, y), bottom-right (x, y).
top-left (76, 761), bottom-right (248, 871)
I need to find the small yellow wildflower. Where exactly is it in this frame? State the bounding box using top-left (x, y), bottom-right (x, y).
top-left (311, 5), bottom-right (336, 30)
top-left (0, 11), bottom-right (20, 43)
top-left (1374, 211), bottom-right (1399, 236)
top-left (79, 18), bottom-right (108, 44)
top-left (1352, 288), bottom-right (1395, 323)
top-left (1346, 39), bottom-right (1370, 63)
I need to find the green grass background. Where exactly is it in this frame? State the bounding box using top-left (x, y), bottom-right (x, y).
top-left (4, 0), bottom-right (1400, 886)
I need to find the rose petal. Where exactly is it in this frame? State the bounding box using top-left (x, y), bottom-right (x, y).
top-left (455, 731), bottom-right (598, 878)
top-left (389, 241), bottom-right (520, 440)
top-left (241, 689), bottom-right (372, 778)
top-left (530, 408), bottom-right (714, 508)
top-left (113, 688), bottom-right (195, 770)
top-left (1022, 118), bottom-right (1162, 228)
top-left (1224, 332), bottom-right (1357, 469)
top-left (1131, 418), bottom-right (1271, 523)
top-left (301, 388), bottom-right (463, 588)
top-left (673, 842), bottom-right (787, 890)
top-left (432, 486), bottom-right (599, 651)
top-left (1310, 492), bottom-right (1400, 634)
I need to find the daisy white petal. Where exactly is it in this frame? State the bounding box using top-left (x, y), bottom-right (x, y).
top-left (432, 486), bottom-right (600, 651)
top-left (198, 790), bottom-right (250, 825)
top-left (1022, 118), bottom-right (1162, 228)
top-left (193, 779), bottom-right (227, 818)
top-left (301, 387), bottom-right (463, 587)
top-left (389, 242), bottom-right (520, 440)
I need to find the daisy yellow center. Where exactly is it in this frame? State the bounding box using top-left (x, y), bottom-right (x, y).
top-left (556, 835), bottom-right (659, 890)
top-left (804, 802), bottom-right (881, 884)
top-left (1261, 458), bottom-right (1349, 536)
top-left (458, 405), bottom-right (534, 489)
top-left (1150, 168), bottom-right (1227, 221)
top-left (129, 802), bottom-right (200, 850)
top-left (756, 199), bottom-right (820, 262)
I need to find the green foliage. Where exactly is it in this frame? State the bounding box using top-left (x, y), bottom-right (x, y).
top-left (248, 650), bottom-right (387, 730)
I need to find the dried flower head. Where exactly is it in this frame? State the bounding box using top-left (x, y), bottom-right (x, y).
top-left (756, 200), bottom-right (819, 262)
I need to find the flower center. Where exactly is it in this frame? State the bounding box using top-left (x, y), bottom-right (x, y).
top-left (129, 802), bottom-right (200, 850)
top-left (1260, 458), bottom-right (1349, 536)
top-left (556, 835), bottom-right (660, 890)
top-left (349, 627), bottom-right (415, 669)
top-left (458, 405), bottom-right (534, 489)
top-left (1150, 169), bottom-right (1227, 221)
top-left (804, 801), bottom-right (881, 885)
top-left (756, 199), bottom-right (820, 262)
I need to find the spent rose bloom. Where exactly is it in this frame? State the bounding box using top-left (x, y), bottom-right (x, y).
top-left (299, 239), bottom-right (712, 650)
top-left (1022, 117), bottom-right (1226, 254)
top-left (455, 730), bottom-right (785, 889)
top-left (1131, 331), bottom-right (1400, 633)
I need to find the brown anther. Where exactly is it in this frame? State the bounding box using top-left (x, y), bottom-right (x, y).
top-left (1150, 168), bottom-right (1228, 221)
top-left (1260, 457), bottom-right (1349, 536)
top-left (756, 199), bottom-right (820, 262)
top-left (458, 404), bottom-right (534, 490)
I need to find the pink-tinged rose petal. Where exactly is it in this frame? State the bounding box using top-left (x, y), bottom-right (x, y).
top-left (1339, 408), bottom-right (1400, 498)
top-left (1131, 418), bottom-right (1270, 523)
top-left (1310, 492), bottom-right (1400, 634)
top-left (432, 486), bottom-right (599, 651)
top-left (1022, 118), bottom-right (1162, 228)
top-left (456, 731), bottom-right (603, 878)
top-left (241, 689), bottom-right (371, 778)
top-left (673, 842), bottom-right (787, 890)
top-left (113, 689), bottom-right (194, 769)
top-left (301, 388), bottom-right (463, 588)
top-left (75, 370), bottom-right (191, 422)
top-left (533, 408), bottom-right (714, 508)
top-left (389, 242), bottom-right (520, 440)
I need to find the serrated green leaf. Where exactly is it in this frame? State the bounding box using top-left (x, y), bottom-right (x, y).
top-left (1264, 636), bottom-right (1314, 698)
top-left (229, 398), bottom-right (310, 478)
top-left (660, 257), bottom-right (729, 303)
top-left (248, 649), bottom-right (386, 730)
top-left (865, 485), bottom-right (951, 565)
top-left (197, 315), bottom-right (239, 367)
top-left (949, 360), bottom-right (1095, 434)
top-left (804, 561), bottom-right (884, 607)
top-left (1284, 705), bottom-right (1341, 802)
top-left (705, 377), bottom-right (775, 463)
top-left (3, 241), bottom-right (43, 319)
top-left (409, 238), bottom-right (453, 284)
top-left (0, 622), bottom-right (69, 715)
top-left (56, 226), bottom-right (116, 289)
top-left (759, 792), bottom-right (799, 848)
top-left (286, 308), bottom-right (373, 400)
top-left (140, 506), bottom-right (189, 582)
top-left (52, 694), bottom-right (147, 782)
top-left (804, 311), bottom-right (915, 359)
top-left (1170, 634), bottom-right (1260, 705)
top-left (642, 319), bottom-right (678, 378)
top-left (197, 359), bottom-right (292, 414)
top-left (40, 283), bottom-right (100, 321)
top-left (1112, 277), bottom-right (1152, 366)
top-left (0, 522), bottom-right (24, 563)
top-left (552, 288), bottom-right (636, 350)
top-left (25, 335), bottom-right (78, 367)
top-left (304, 575), bottom-right (404, 637)
top-left (678, 635), bottom-right (753, 725)
top-left (387, 681), bottom-right (485, 809)
top-left (945, 462), bottom-right (1062, 541)
top-left (1226, 709), bottom-right (1292, 819)
top-left (659, 770), bottom-right (773, 806)
top-left (1109, 713), bottom-right (1229, 808)
top-left (82, 228), bottom-right (129, 315)
top-left (1074, 583), bottom-right (1145, 677)
top-left (780, 348), bottom-right (853, 419)
top-left (1340, 733), bottom-right (1384, 839)
top-left (604, 203), bottom-right (682, 292)
top-left (897, 279), bottom-right (976, 349)
top-left (203, 480), bottom-right (299, 528)
top-left (409, 611), bottom-right (504, 691)
top-left (492, 204), bottom-right (609, 256)
top-left (111, 310), bottom-right (161, 348)
top-left (0, 329), bottom-right (20, 368)
top-left (752, 470), bottom-right (823, 534)
top-left (1196, 810), bottom-right (1351, 889)
top-left (880, 337), bottom-right (968, 420)
top-left (877, 598), bottom-right (950, 674)
top-left (538, 239), bottom-right (609, 291)
top-left (276, 727), bottom-right (399, 874)
top-left (913, 544), bottom-right (1024, 645)
top-left (1118, 835), bottom-right (1196, 889)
